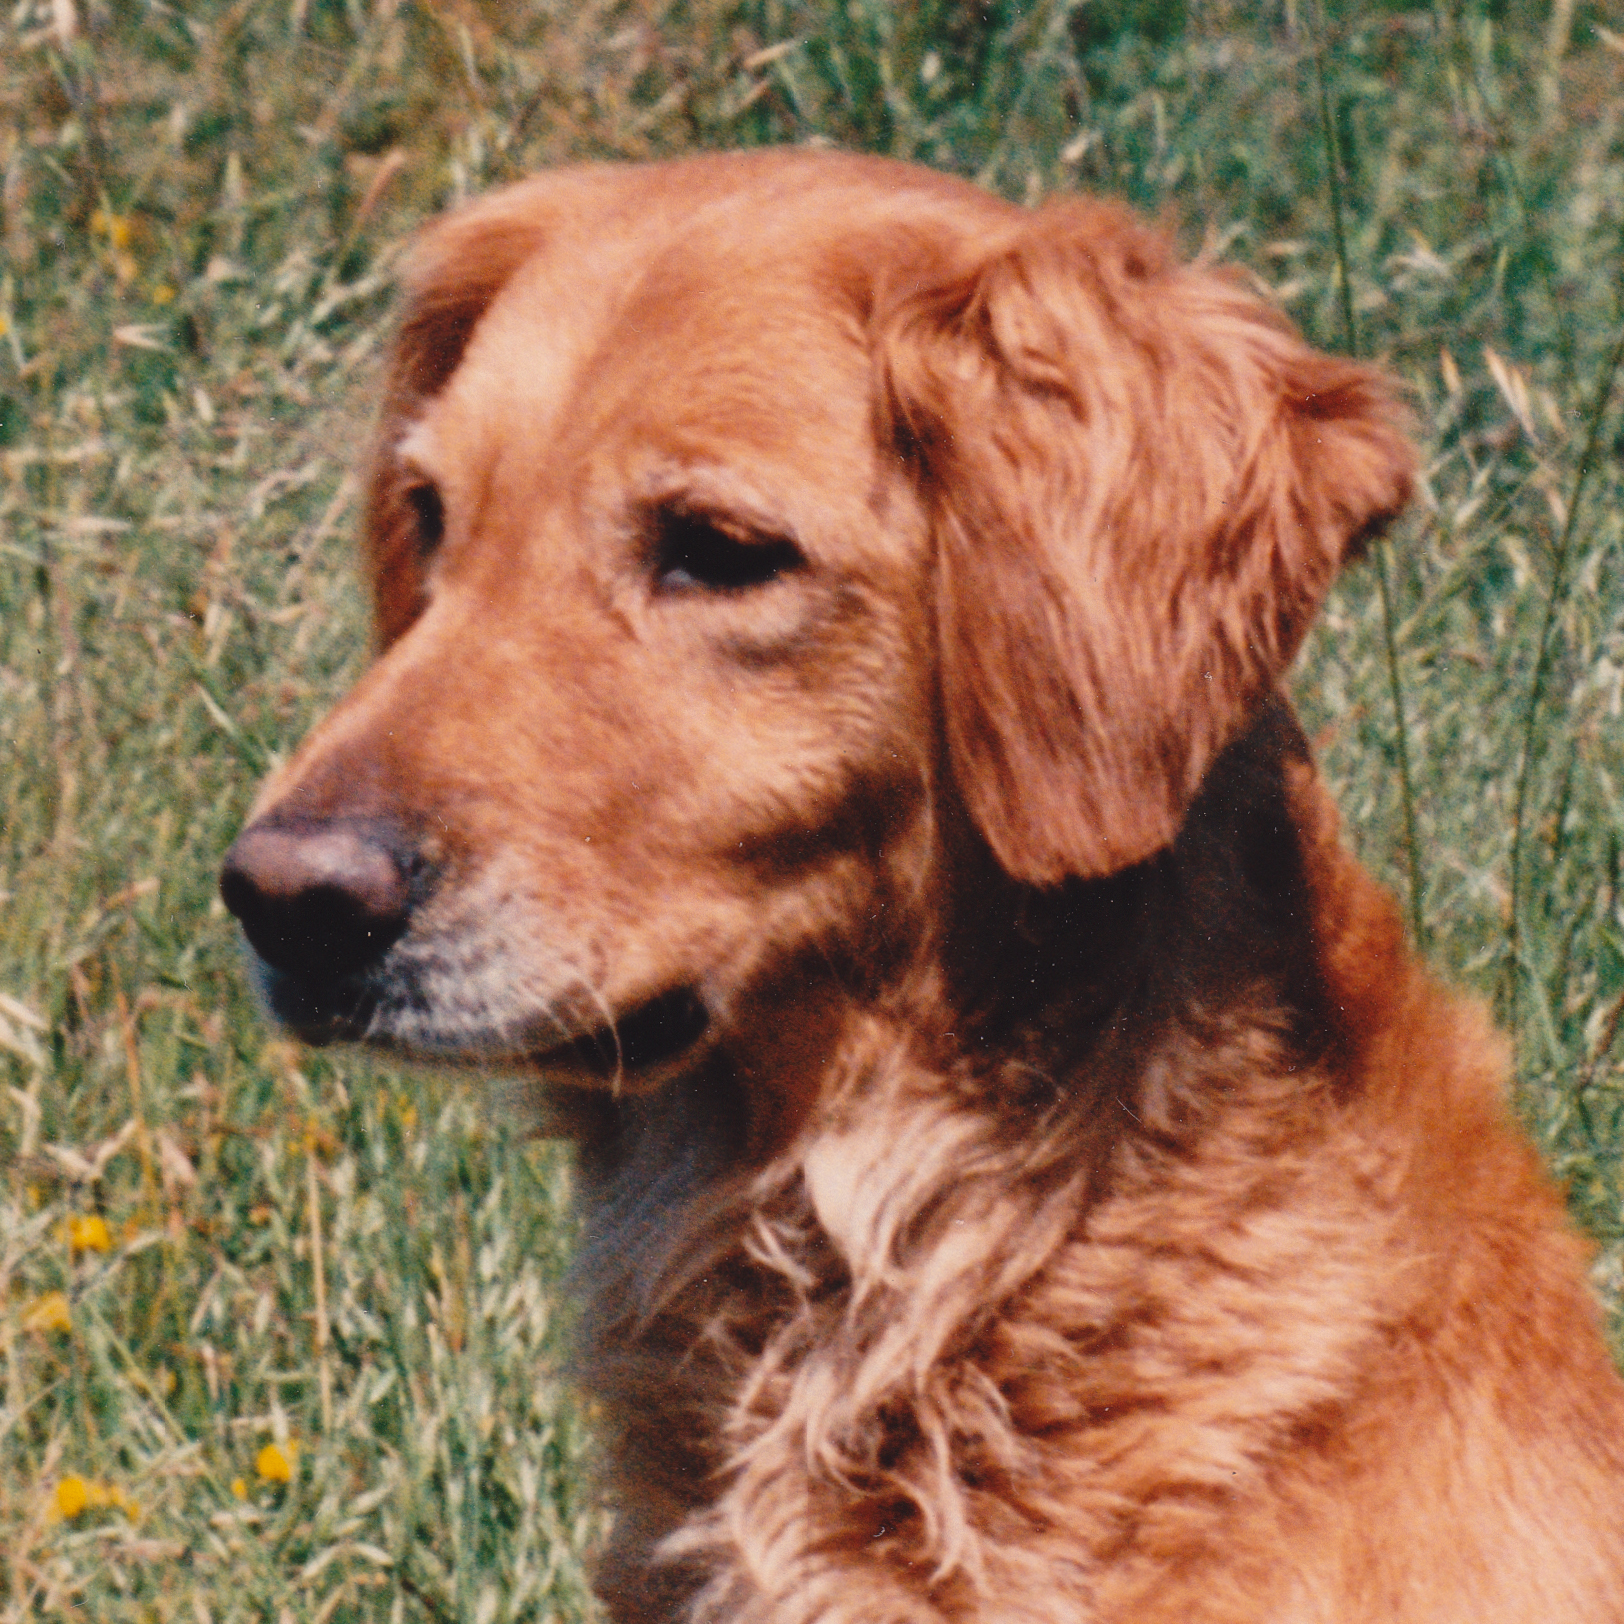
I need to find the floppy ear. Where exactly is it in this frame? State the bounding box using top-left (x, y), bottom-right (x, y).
top-left (880, 198), bottom-right (1414, 885)
top-left (364, 193), bottom-right (553, 644)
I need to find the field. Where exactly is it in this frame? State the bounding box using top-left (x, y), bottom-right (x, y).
top-left (2, 2), bottom-right (1623, 1619)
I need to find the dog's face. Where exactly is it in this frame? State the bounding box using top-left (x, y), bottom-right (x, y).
top-left (222, 152), bottom-right (1411, 1107)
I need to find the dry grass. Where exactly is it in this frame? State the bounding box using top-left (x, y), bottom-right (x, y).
top-left (2, 3), bottom-right (1622, 1618)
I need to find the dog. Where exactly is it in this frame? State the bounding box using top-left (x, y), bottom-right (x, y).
top-left (220, 150), bottom-right (1624, 1622)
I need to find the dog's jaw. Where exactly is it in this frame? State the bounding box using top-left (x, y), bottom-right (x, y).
top-left (236, 895), bottom-right (721, 1087)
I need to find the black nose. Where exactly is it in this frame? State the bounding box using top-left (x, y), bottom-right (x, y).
top-left (220, 819), bottom-right (416, 980)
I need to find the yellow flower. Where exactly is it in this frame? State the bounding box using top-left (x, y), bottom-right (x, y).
top-left (87, 210), bottom-right (138, 284)
top-left (90, 209), bottom-right (133, 248)
top-left (151, 284), bottom-right (176, 306)
top-left (25, 1291), bottom-right (71, 1333)
top-left (55, 1475), bottom-right (90, 1519)
top-left (255, 1441), bottom-right (296, 1483)
top-left (52, 1476), bottom-right (137, 1521)
top-left (230, 1477), bottom-right (248, 1499)
top-left (68, 1214), bottom-right (111, 1254)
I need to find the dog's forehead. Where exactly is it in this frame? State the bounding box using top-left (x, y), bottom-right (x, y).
top-left (403, 228), bottom-right (662, 476)
top-left (402, 182), bottom-right (926, 490)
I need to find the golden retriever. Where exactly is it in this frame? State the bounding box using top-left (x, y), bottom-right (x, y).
top-left (221, 151), bottom-right (1624, 1622)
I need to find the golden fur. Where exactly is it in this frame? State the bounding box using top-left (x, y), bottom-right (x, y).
top-left (221, 151), bottom-right (1624, 1622)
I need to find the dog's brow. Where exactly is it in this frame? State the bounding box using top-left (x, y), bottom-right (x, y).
top-left (635, 465), bottom-right (786, 532)
top-left (393, 419), bottom-right (439, 476)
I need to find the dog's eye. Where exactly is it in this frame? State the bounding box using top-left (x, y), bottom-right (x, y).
top-left (404, 482), bottom-right (445, 559)
top-left (651, 509), bottom-right (803, 595)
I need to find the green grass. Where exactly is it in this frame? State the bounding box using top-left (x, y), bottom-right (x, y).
top-left (2, 2), bottom-right (1623, 1618)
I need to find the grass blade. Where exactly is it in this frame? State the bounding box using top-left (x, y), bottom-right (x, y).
top-left (1310, 0), bottom-right (1426, 951)
top-left (1503, 314), bottom-right (1624, 1023)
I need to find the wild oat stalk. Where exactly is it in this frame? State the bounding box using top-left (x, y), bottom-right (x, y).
top-left (1502, 317), bottom-right (1624, 1024)
top-left (1310, 0), bottom-right (1427, 952)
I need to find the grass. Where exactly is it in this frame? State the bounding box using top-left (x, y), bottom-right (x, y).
top-left (2, 1), bottom-right (1623, 1618)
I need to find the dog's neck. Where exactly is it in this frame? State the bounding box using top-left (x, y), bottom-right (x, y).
top-left (945, 697), bottom-right (1322, 1044)
top-left (567, 698), bottom-right (1345, 1617)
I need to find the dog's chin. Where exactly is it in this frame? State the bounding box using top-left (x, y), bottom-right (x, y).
top-left (247, 953), bottom-right (375, 1047)
top-left (247, 950), bottom-right (712, 1087)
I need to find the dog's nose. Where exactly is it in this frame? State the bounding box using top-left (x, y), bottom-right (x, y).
top-left (220, 820), bottom-right (414, 979)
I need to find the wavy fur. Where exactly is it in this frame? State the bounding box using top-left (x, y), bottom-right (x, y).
top-left (222, 152), bottom-right (1624, 1623)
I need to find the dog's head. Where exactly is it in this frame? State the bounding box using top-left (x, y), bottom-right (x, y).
top-left (220, 152), bottom-right (1411, 1104)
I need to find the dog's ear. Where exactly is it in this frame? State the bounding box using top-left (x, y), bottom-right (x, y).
top-left (365, 194), bottom-right (552, 643)
top-left (879, 198), bottom-right (1414, 884)
top-left (383, 197), bottom-right (556, 419)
